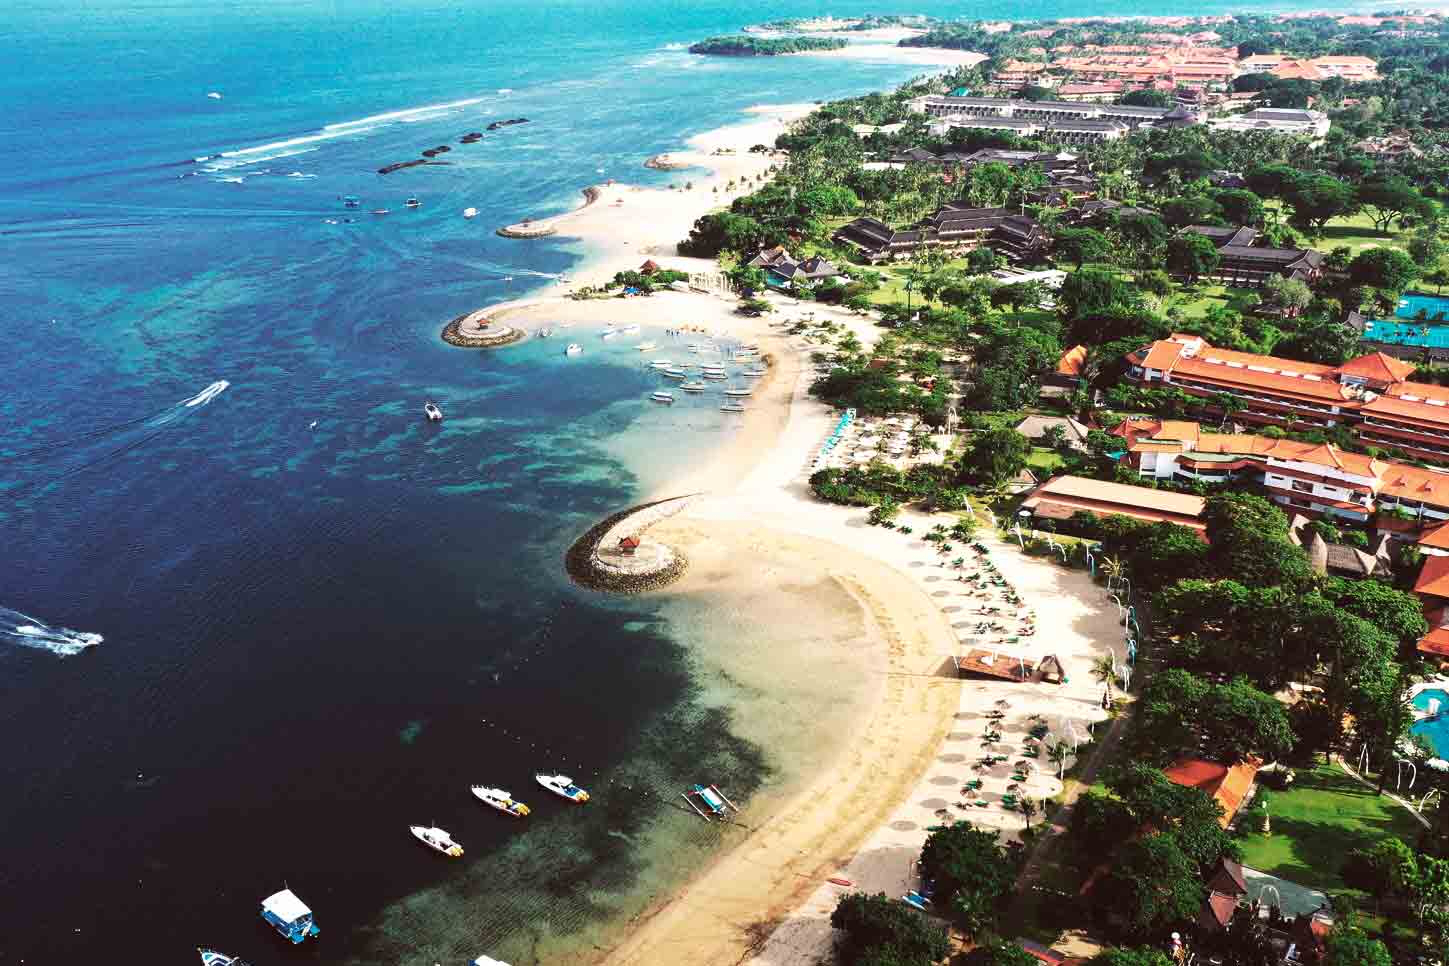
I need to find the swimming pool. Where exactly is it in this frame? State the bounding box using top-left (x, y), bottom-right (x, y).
top-left (1411, 688), bottom-right (1449, 757)
top-left (1362, 293), bottom-right (1449, 348)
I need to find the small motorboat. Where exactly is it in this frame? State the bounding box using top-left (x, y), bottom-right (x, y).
top-left (680, 381), bottom-right (707, 392)
top-left (650, 391), bottom-right (675, 404)
top-left (649, 359), bottom-right (673, 369)
top-left (405, 197), bottom-right (421, 208)
top-left (472, 786), bottom-right (531, 818)
top-left (424, 401), bottom-right (444, 422)
top-left (720, 402), bottom-right (746, 413)
top-left (411, 824), bottom-right (464, 857)
top-left (463, 207), bottom-right (479, 219)
top-left (635, 341), bottom-right (658, 352)
top-left (743, 367), bottom-right (768, 377)
top-left (660, 367), bottom-right (687, 380)
top-left (537, 328), bottom-right (553, 338)
top-left (702, 371), bottom-right (728, 380)
top-left (473, 956), bottom-right (513, 966)
top-left (536, 774), bottom-right (590, 802)
top-left (198, 950), bottom-right (252, 966)
top-left (565, 343), bottom-right (583, 356)
top-left (260, 888), bottom-right (319, 944)
top-left (723, 387), bottom-right (753, 397)
top-left (343, 195), bottom-right (361, 209)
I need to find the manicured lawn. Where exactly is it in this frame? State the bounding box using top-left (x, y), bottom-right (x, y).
top-left (1164, 283), bottom-right (1258, 320)
top-left (1235, 763), bottom-right (1424, 896)
top-left (1306, 211), bottom-right (1408, 256)
top-left (1026, 447), bottom-right (1064, 473)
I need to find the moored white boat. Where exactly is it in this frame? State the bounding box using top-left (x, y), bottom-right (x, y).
top-left (702, 371), bottom-right (727, 380)
top-left (565, 343), bottom-right (583, 356)
top-left (649, 359), bottom-right (673, 369)
top-left (410, 824), bottom-right (464, 857)
top-left (660, 367), bottom-right (687, 379)
top-left (680, 381), bottom-right (707, 392)
top-left (463, 207), bottom-right (479, 218)
top-left (720, 402), bottom-right (747, 413)
top-left (198, 950), bottom-right (252, 966)
top-left (723, 387), bottom-right (752, 397)
top-left (424, 401), bottom-right (444, 422)
top-left (742, 367), bottom-right (768, 377)
top-left (260, 888), bottom-right (319, 944)
top-left (536, 774), bottom-right (590, 802)
top-left (620, 324), bottom-right (641, 335)
top-left (472, 786), bottom-right (531, 818)
top-left (635, 342), bottom-right (657, 352)
top-left (650, 391), bottom-right (675, 404)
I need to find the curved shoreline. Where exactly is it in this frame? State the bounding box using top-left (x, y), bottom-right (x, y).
top-left (496, 185), bottom-right (605, 238)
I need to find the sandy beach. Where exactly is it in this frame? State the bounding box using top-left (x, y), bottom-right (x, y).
top-left (462, 99), bottom-right (1119, 966)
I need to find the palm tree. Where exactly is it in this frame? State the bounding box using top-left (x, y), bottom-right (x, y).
top-left (1099, 555), bottom-right (1123, 587)
top-left (1048, 742), bottom-right (1070, 779)
top-left (1020, 796), bottom-right (1038, 831)
top-left (1091, 653), bottom-right (1117, 706)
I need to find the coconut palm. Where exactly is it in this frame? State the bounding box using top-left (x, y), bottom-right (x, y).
top-left (1020, 796), bottom-right (1038, 831)
top-left (1099, 555), bottom-right (1123, 587)
top-left (1048, 742), bottom-right (1070, 779)
top-left (1090, 653), bottom-right (1117, 705)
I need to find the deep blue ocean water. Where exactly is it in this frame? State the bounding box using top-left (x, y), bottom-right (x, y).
top-left (0, 0), bottom-right (1341, 962)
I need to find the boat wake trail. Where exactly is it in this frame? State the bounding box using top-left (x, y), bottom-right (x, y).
top-left (3, 380), bottom-right (230, 461)
top-left (0, 607), bottom-right (102, 656)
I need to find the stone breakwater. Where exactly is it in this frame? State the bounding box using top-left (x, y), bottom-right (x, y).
top-left (565, 495), bottom-right (700, 593)
top-left (496, 186), bottom-right (603, 238)
top-left (440, 307), bottom-right (527, 348)
top-left (644, 153), bottom-right (690, 171)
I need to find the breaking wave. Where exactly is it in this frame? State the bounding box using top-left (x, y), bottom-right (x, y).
top-left (0, 607), bottom-right (102, 656)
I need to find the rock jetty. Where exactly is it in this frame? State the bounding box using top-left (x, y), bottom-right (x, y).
top-left (644, 153), bottom-right (690, 171)
top-left (496, 185), bottom-right (601, 238)
top-left (566, 495), bottom-right (699, 593)
top-left (440, 308), bottom-right (526, 348)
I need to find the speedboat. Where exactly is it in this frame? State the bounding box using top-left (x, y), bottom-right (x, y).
top-left (720, 402), bottom-right (747, 413)
top-left (472, 785), bottom-right (530, 818)
top-left (405, 197), bottom-right (421, 208)
top-left (635, 342), bottom-right (658, 352)
top-left (424, 401), bottom-right (443, 422)
top-left (723, 387), bottom-right (752, 397)
top-left (463, 207), bottom-right (479, 218)
top-left (410, 824), bottom-right (464, 857)
top-left (198, 950), bottom-right (252, 966)
top-left (650, 391), bottom-right (675, 404)
top-left (536, 774), bottom-right (590, 802)
top-left (565, 343), bottom-right (583, 356)
top-left (372, 208), bottom-right (390, 215)
top-left (260, 888), bottom-right (319, 944)
top-left (680, 381), bottom-right (707, 392)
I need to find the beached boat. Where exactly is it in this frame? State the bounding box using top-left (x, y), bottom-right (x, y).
top-left (565, 343), bottom-right (583, 356)
top-left (260, 888), bottom-right (319, 944)
top-left (720, 402), bottom-right (746, 413)
top-left (723, 387), bottom-right (752, 397)
top-left (463, 207), bottom-right (479, 218)
top-left (410, 824), bottom-right (464, 857)
top-left (680, 381), bottom-right (707, 392)
top-left (198, 950), bottom-right (252, 966)
top-left (650, 391), bottom-right (675, 405)
top-left (635, 342), bottom-right (657, 352)
top-left (536, 774), bottom-right (590, 802)
top-left (405, 197), bottom-right (421, 209)
top-left (472, 785), bottom-right (530, 818)
top-left (424, 401), bottom-right (443, 422)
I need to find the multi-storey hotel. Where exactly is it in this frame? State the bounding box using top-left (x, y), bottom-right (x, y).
top-left (1124, 334), bottom-right (1449, 463)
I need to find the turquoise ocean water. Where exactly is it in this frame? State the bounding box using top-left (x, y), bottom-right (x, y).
top-left (0, 0), bottom-right (1342, 962)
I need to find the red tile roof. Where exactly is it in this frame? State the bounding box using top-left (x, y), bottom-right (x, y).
top-left (1339, 351), bottom-right (1417, 383)
top-left (1417, 625), bottom-right (1449, 658)
top-left (1163, 757), bottom-right (1260, 826)
top-left (1057, 344), bottom-right (1088, 377)
top-left (1420, 523), bottom-right (1449, 550)
top-left (1417, 555), bottom-right (1449, 599)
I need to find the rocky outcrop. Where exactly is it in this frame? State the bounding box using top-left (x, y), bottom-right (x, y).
top-left (440, 311), bottom-right (526, 348)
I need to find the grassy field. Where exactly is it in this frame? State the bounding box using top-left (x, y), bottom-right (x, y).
top-left (1306, 211), bottom-right (1408, 256)
top-left (1164, 283), bottom-right (1259, 320)
top-left (1234, 763), bottom-right (1425, 896)
top-left (1026, 446), bottom-right (1065, 473)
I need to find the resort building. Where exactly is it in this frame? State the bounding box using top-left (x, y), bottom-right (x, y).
top-left (1114, 417), bottom-right (1449, 530)
top-left (1208, 108), bottom-right (1331, 138)
top-left (1164, 757), bottom-right (1260, 828)
top-left (1124, 335), bottom-right (1449, 463)
top-left (908, 94), bottom-right (1184, 130)
top-left (1019, 474), bottom-right (1208, 534)
top-left (1178, 225), bottom-right (1325, 287)
top-left (1236, 53), bottom-right (1379, 82)
top-left (832, 205), bottom-right (1048, 264)
top-left (927, 114), bottom-right (1131, 146)
top-left (745, 247), bottom-right (841, 288)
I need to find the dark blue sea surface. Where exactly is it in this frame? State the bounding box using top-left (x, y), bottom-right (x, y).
top-left (0, 0), bottom-right (1336, 962)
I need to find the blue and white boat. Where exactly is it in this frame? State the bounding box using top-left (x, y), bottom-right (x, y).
top-left (198, 950), bottom-right (252, 966)
top-left (536, 773), bottom-right (589, 803)
top-left (260, 887), bottom-right (319, 944)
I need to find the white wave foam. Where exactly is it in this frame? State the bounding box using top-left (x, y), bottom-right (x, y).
top-left (662, 42), bottom-right (688, 50)
top-left (0, 608), bottom-right (102, 657)
top-left (286, 171), bottom-right (316, 179)
top-left (205, 146), bottom-right (320, 171)
top-left (497, 88), bottom-right (514, 94)
top-left (323, 96), bottom-right (490, 132)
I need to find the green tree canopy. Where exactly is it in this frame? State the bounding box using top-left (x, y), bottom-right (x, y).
top-left (958, 428), bottom-right (1031, 488)
top-left (1348, 246), bottom-right (1419, 293)
top-left (1283, 175), bottom-right (1357, 232)
top-left (919, 823), bottom-right (1013, 937)
top-left (1055, 227), bottom-right (1113, 269)
top-left (830, 892), bottom-right (950, 966)
top-left (1166, 232), bottom-right (1222, 282)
